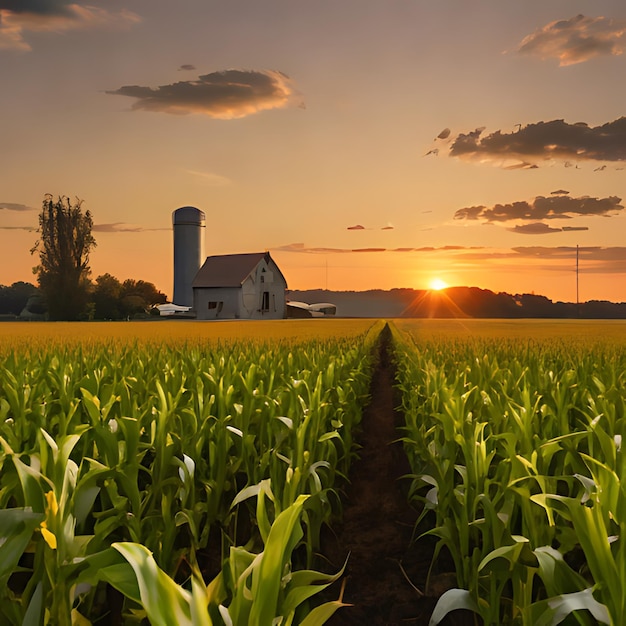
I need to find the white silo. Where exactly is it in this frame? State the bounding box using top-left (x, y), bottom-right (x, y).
top-left (173, 206), bottom-right (206, 307)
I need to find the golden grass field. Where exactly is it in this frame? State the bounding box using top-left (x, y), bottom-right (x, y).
top-left (394, 318), bottom-right (626, 346)
top-left (0, 318), bottom-right (379, 352)
top-left (1, 318), bottom-right (625, 354)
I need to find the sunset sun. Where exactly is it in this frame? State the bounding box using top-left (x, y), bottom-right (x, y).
top-left (429, 278), bottom-right (448, 291)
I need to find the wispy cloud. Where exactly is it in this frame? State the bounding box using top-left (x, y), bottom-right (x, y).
top-left (454, 194), bottom-right (623, 222)
top-left (516, 14), bottom-right (626, 66)
top-left (93, 222), bottom-right (169, 233)
top-left (0, 1), bottom-right (141, 52)
top-left (0, 225), bottom-right (36, 231)
top-left (273, 243), bottom-right (626, 274)
top-left (512, 246), bottom-right (626, 273)
top-left (178, 64), bottom-right (196, 71)
top-left (184, 169), bottom-right (232, 186)
top-left (273, 243), bottom-right (484, 255)
top-left (0, 201), bottom-right (36, 211)
top-left (106, 69), bottom-right (304, 120)
top-left (442, 117), bottom-right (626, 167)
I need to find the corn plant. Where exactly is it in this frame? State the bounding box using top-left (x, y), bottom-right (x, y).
top-left (391, 321), bottom-right (626, 625)
top-left (0, 323), bottom-right (379, 623)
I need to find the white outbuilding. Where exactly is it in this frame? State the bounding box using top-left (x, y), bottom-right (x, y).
top-left (192, 252), bottom-right (287, 320)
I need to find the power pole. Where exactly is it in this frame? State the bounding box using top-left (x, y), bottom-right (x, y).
top-left (576, 245), bottom-right (580, 316)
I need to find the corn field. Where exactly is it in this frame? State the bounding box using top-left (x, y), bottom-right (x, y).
top-left (0, 320), bottom-right (380, 626)
top-left (393, 320), bottom-right (626, 625)
top-left (2, 318), bottom-right (626, 625)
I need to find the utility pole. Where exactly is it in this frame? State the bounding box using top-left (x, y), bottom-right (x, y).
top-left (325, 256), bottom-right (328, 291)
top-left (576, 245), bottom-right (580, 316)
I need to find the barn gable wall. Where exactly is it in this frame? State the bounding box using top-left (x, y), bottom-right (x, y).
top-left (193, 255), bottom-right (287, 320)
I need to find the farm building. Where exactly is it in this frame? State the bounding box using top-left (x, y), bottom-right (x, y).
top-left (192, 252), bottom-right (288, 320)
top-left (285, 301), bottom-right (337, 318)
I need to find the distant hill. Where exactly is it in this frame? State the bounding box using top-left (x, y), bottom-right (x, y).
top-left (287, 287), bottom-right (626, 319)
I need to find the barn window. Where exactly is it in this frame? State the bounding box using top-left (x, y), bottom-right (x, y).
top-left (208, 301), bottom-right (223, 313)
top-left (261, 291), bottom-right (270, 311)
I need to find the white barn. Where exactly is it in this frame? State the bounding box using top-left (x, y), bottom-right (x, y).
top-left (192, 252), bottom-right (287, 320)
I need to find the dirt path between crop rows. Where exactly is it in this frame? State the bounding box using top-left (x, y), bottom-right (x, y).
top-left (320, 324), bottom-right (471, 626)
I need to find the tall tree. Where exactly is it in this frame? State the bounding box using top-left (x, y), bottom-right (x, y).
top-left (31, 195), bottom-right (96, 320)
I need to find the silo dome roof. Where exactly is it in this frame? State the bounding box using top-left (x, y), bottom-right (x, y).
top-left (172, 206), bottom-right (206, 225)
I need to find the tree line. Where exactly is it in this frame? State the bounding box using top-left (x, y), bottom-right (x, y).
top-left (2, 195), bottom-right (167, 321)
top-left (0, 276), bottom-right (167, 321)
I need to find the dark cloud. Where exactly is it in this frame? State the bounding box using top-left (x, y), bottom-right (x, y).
top-left (455, 194), bottom-right (623, 222)
top-left (0, 0), bottom-right (70, 15)
top-left (503, 162), bottom-right (539, 170)
top-left (0, 225), bottom-right (36, 231)
top-left (0, 1), bottom-right (140, 51)
top-left (436, 127), bottom-right (451, 140)
top-left (551, 189), bottom-right (569, 195)
top-left (517, 14), bottom-right (626, 66)
top-left (93, 222), bottom-right (169, 233)
top-left (0, 202), bottom-right (36, 211)
top-left (446, 117), bottom-right (626, 166)
top-left (508, 223), bottom-right (586, 235)
top-left (454, 205), bottom-right (485, 220)
top-left (106, 69), bottom-right (302, 119)
top-left (178, 64), bottom-right (196, 71)
top-left (347, 223), bottom-right (394, 230)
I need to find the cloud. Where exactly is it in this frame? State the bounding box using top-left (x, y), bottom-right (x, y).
top-left (0, 1), bottom-right (141, 51)
top-left (511, 246), bottom-right (626, 273)
top-left (516, 14), bottom-right (626, 66)
top-left (106, 69), bottom-right (303, 119)
top-left (93, 222), bottom-right (169, 233)
top-left (446, 117), bottom-right (626, 167)
top-left (514, 246), bottom-right (626, 260)
top-left (551, 189), bottom-right (569, 195)
top-left (273, 243), bottom-right (353, 254)
top-left (274, 243), bottom-right (626, 274)
top-left (347, 223), bottom-right (394, 230)
top-left (454, 194), bottom-right (623, 222)
top-left (508, 222), bottom-right (589, 235)
top-left (0, 201), bottom-right (36, 211)
top-left (178, 64), bottom-right (196, 71)
top-left (184, 170), bottom-right (232, 186)
top-left (272, 243), bottom-right (485, 255)
top-left (0, 225), bottom-right (36, 231)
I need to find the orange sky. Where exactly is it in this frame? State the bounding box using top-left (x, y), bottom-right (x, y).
top-left (1, 1), bottom-right (625, 303)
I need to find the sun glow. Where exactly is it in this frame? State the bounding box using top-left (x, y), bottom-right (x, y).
top-left (429, 278), bottom-right (448, 291)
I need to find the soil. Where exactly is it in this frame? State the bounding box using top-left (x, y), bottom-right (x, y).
top-left (318, 324), bottom-right (474, 626)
